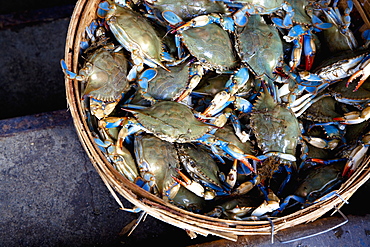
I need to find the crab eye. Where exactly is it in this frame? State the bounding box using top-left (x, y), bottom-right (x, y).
top-left (190, 160), bottom-right (196, 167)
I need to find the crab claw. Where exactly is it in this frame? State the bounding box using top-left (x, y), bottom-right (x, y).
top-left (172, 169), bottom-right (215, 200)
top-left (220, 142), bottom-right (258, 173)
top-left (347, 69), bottom-right (370, 91)
top-left (346, 57), bottom-right (370, 91)
top-left (342, 134), bottom-right (370, 177)
top-left (251, 190), bottom-right (280, 217)
top-left (303, 33), bottom-right (316, 71)
top-left (225, 159), bottom-right (238, 188)
top-left (333, 106), bottom-right (370, 125)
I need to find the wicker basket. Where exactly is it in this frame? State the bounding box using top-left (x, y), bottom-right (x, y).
top-left (64, 0), bottom-right (370, 241)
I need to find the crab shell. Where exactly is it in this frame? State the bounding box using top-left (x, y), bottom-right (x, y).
top-left (177, 144), bottom-right (225, 191)
top-left (80, 48), bottom-right (129, 101)
top-left (131, 101), bottom-right (214, 143)
top-left (146, 62), bottom-right (192, 101)
top-left (134, 134), bottom-right (181, 199)
top-left (250, 88), bottom-right (300, 157)
top-left (145, 0), bottom-right (227, 21)
top-left (295, 161), bottom-right (345, 201)
top-left (330, 78), bottom-right (370, 106)
top-left (180, 23), bottom-right (237, 71)
top-left (236, 14), bottom-right (283, 79)
top-left (105, 4), bottom-right (167, 69)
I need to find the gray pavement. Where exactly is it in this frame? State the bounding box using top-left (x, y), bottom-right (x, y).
top-left (1, 3), bottom-right (370, 247)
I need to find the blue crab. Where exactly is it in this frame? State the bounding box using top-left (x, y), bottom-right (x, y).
top-left (162, 10), bottom-right (237, 71)
top-left (104, 101), bottom-right (259, 172)
top-left (134, 60), bottom-right (204, 103)
top-left (97, 0), bottom-right (180, 80)
top-left (174, 143), bottom-right (235, 199)
top-left (133, 134), bottom-right (207, 211)
top-left (246, 84), bottom-right (301, 197)
top-left (61, 46), bottom-right (130, 119)
top-left (272, 0), bottom-right (332, 70)
top-left (320, 0), bottom-right (358, 52)
top-left (144, 0), bottom-right (228, 23)
top-left (94, 120), bottom-right (141, 183)
top-left (205, 195), bottom-right (261, 220)
top-left (273, 160), bottom-right (345, 216)
top-left (235, 14), bottom-right (283, 98)
top-left (251, 85), bottom-right (301, 163)
top-left (213, 0), bottom-right (286, 27)
top-left (133, 134), bottom-right (181, 198)
top-left (279, 49), bottom-right (370, 117)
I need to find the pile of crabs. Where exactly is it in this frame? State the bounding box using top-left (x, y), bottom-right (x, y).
top-left (62, 0), bottom-right (370, 220)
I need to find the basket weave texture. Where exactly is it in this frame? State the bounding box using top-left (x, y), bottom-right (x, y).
top-left (64, 0), bottom-right (370, 241)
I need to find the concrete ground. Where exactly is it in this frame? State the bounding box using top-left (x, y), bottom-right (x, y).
top-left (1, 3), bottom-right (370, 247)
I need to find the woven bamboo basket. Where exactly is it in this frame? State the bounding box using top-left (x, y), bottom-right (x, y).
top-left (64, 0), bottom-right (370, 241)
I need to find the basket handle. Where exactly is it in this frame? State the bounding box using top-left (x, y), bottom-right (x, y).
top-left (277, 206), bottom-right (348, 244)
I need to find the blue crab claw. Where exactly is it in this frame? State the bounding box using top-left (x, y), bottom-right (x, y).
top-left (311, 15), bottom-right (333, 30)
top-left (234, 97), bottom-right (253, 114)
top-left (60, 60), bottom-right (84, 81)
top-left (257, 152), bottom-right (296, 162)
top-left (271, 11), bottom-right (294, 29)
top-left (346, 55), bottom-right (370, 91)
top-left (271, 2), bottom-right (294, 28)
top-left (233, 174), bottom-right (260, 196)
top-left (333, 106), bottom-right (370, 125)
top-left (297, 71), bottom-right (322, 85)
top-left (290, 38), bottom-right (303, 71)
top-left (224, 67), bottom-right (250, 94)
top-left (342, 142), bottom-right (369, 178)
top-left (162, 10), bottom-right (183, 26)
top-left (215, 140), bottom-right (258, 172)
top-left (138, 68), bottom-right (157, 86)
top-left (97, 1), bottom-right (110, 18)
top-left (168, 11), bottom-right (234, 33)
top-left (286, 25), bottom-right (305, 39)
top-left (225, 159), bottom-right (238, 188)
top-left (302, 136), bottom-right (340, 150)
top-left (362, 29), bottom-right (370, 43)
top-left (196, 134), bottom-right (258, 172)
top-left (202, 67), bottom-right (251, 116)
top-left (137, 68), bottom-right (158, 101)
top-left (233, 8), bottom-right (248, 27)
top-left (134, 177), bottom-right (151, 192)
top-left (303, 33), bottom-right (316, 71)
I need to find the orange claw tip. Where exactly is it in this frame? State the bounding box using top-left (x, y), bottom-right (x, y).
top-left (246, 154), bottom-right (260, 162)
top-left (354, 79), bottom-right (366, 92)
top-left (305, 55), bottom-right (315, 71)
top-left (239, 159), bottom-right (256, 174)
top-left (308, 158), bottom-right (326, 164)
top-left (341, 165), bottom-right (352, 178)
top-left (174, 168), bottom-right (191, 184)
top-left (346, 70), bottom-right (365, 91)
top-left (332, 116), bottom-right (345, 121)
